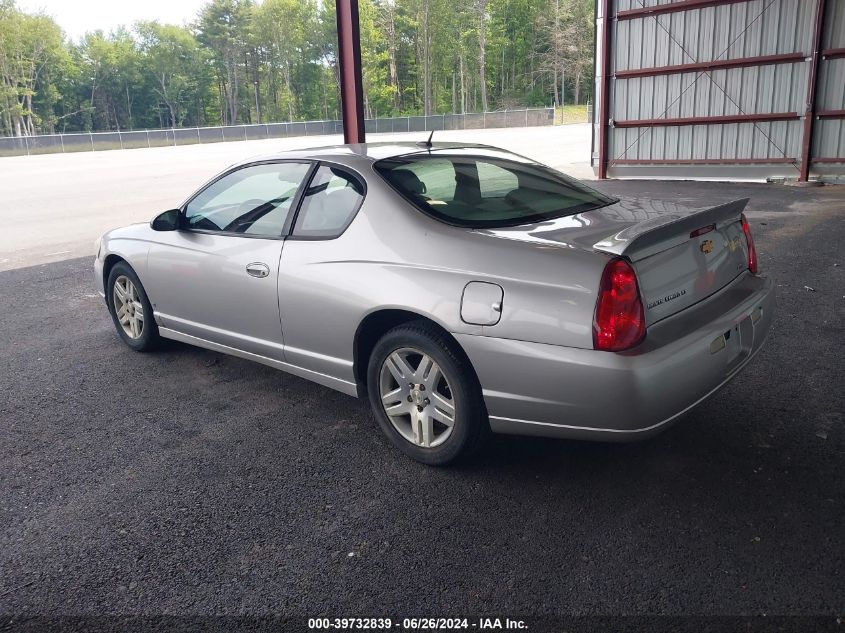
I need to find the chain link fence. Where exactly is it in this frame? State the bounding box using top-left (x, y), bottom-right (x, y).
top-left (0, 107), bottom-right (554, 158)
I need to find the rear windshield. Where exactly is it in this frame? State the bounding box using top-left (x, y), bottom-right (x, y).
top-left (374, 149), bottom-right (616, 228)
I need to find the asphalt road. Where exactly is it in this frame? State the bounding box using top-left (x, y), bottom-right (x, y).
top-left (1, 180), bottom-right (843, 631)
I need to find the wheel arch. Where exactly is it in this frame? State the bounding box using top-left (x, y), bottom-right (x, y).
top-left (103, 254), bottom-right (127, 289)
top-left (102, 253), bottom-right (158, 318)
top-left (352, 308), bottom-right (478, 392)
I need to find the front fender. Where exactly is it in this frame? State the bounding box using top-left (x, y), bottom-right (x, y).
top-left (97, 225), bottom-right (155, 302)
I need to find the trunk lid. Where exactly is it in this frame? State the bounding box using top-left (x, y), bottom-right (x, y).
top-left (479, 197), bottom-right (752, 324)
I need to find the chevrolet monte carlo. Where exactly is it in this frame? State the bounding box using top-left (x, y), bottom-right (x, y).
top-left (95, 143), bottom-right (774, 464)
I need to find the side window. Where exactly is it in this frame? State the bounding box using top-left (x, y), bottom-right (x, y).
top-left (293, 165), bottom-right (364, 238)
top-left (184, 162), bottom-right (311, 237)
top-left (477, 160), bottom-right (519, 199)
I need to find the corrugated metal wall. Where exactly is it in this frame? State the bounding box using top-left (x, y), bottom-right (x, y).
top-left (593, 0), bottom-right (845, 180)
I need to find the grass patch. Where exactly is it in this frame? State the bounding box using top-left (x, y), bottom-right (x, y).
top-left (555, 104), bottom-right (590, 125)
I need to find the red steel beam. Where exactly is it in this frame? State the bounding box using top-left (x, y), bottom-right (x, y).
top-left (799, 0), bottom-right (826, 182)
top-left (817, 110), bottom-right (845, 119)
top-left (597, 0), bottom-right (613, 179)
top-left (616, 0), bottom-right (749, 21)
top-left (614, 53), bottom-right (806, 79)
top-left (812, 157), bottom-right (845, 163)
top-left (821, 48), bottom-right (845, 60)
top-left (335, 0), bottom-right (365, 144)
top-left (614, 112), bottom-right (799, 128)
top-left (613, 158), bottom-right (797, 166)
top-left (612, 158), bottom-right (797, 165)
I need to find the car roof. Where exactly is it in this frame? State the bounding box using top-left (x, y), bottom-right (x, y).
top-left (247, 141), bottom-right (504, 164)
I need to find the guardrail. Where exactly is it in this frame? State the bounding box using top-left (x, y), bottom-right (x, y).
top-left (0, 108), bottom-right (555, 158)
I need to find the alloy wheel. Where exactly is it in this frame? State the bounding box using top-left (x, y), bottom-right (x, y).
top-left (378, 347), bottom-right (456, 448)
top-left (112, 275), bottom-right (144, 339)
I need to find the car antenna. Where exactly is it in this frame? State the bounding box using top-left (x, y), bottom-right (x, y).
top-left (416, 130), bottom-right (434, 149)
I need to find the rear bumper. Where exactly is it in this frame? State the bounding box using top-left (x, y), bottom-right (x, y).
top-left (454, 273), bottom-right (774, 441)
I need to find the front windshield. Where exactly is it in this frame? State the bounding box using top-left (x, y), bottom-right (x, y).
top-left (374, 150), bottom-right (616, 228)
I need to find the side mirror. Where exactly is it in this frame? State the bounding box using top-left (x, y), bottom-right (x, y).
top-left (151, 208), bottom-right (179, 231)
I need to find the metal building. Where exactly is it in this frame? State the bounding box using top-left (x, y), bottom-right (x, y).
top-left (592, 0), bottom-right (845, 181)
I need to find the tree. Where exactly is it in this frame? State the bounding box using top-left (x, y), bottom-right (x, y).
top-left (0, 1), bottom-right (66, 136)
top-left (536, 0), bottom-right (593, 106)
top-left (565, 0), bottom-right (594, 105)
top-left (255, 0), bottom-right (314, 121)
top-left (0, 0), bottom-right (594, 136)
top-left (196, 0), bottom-right (254, 124)
top-left (77, 29), bottom-right (144, 131)
top-left (358, 0), bottom-right (392, 118)
top-left (376, 0), bottom-right (401, 111)
top-left (475, 0), bottom-right (488, 112)
top-left (136, 21), bottom-right (210, 128)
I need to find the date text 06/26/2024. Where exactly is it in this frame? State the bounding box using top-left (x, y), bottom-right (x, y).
top-left (307, 617), bottom-right (528, 630)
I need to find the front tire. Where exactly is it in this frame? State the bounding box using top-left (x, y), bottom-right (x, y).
top-left (106, 261), bottom-right (160, 352)
top-left (366, 321), bottom-right (488, 465)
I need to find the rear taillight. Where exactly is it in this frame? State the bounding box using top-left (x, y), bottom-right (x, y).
top-left (740, 213), bottom-right (758, 274)
top-left (593, 258), bottom-right (646, 352)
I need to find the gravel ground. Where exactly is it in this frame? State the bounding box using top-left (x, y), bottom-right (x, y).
top-left (0, 180), bottom-right (843, 632)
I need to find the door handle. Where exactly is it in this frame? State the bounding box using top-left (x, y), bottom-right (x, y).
top-left (246, 262), bottom-right (270, 278)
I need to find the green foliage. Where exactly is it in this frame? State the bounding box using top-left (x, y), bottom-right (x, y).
top-left (254, 0), bottom-right (320, 120)
top-left (136, 22), bottom-right (213, 127)
top-left (0, 0), bottom-right (593, 136)
top-left (0, 2), bottom-right (68, 135)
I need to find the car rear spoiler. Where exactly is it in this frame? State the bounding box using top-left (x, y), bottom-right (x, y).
top-left (593, 198), bottom-right (750, 261)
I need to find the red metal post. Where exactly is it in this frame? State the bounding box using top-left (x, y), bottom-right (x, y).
top-left (597, 0), bottom-right (612, 179)
top-left (799, 0), bottom-right (827, 182)
top-left (335, 0), bottom-right (366, 144)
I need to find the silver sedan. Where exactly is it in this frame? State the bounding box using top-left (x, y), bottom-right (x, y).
top-left (95, 143), bottom-right (774, 464)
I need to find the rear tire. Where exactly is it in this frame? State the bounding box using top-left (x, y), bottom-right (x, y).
top-left (106, 261), bottom-right (160, 352)
top-left (366, 321), bottom-right (488, 465)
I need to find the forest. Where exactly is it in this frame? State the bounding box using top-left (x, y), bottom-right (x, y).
top-left (0, 0), bottom-right (593, 137)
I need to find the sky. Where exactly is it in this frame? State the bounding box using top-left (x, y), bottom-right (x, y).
top-left (15, 0), bottom-right (210, 40)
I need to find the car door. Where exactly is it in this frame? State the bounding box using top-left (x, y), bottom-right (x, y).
top-left (276, 163), bottom-right (366, 382)
top-left (145, 160), bottom-right (314, 361)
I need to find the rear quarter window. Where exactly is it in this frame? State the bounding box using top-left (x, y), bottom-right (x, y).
top-left (375, 152), bottom-right (615, 228)
top-left (292, 164), bottom-right (365, 239)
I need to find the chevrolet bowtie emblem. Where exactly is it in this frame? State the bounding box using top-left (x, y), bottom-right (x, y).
top-left (700, 239), bottom-right (714, 254)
